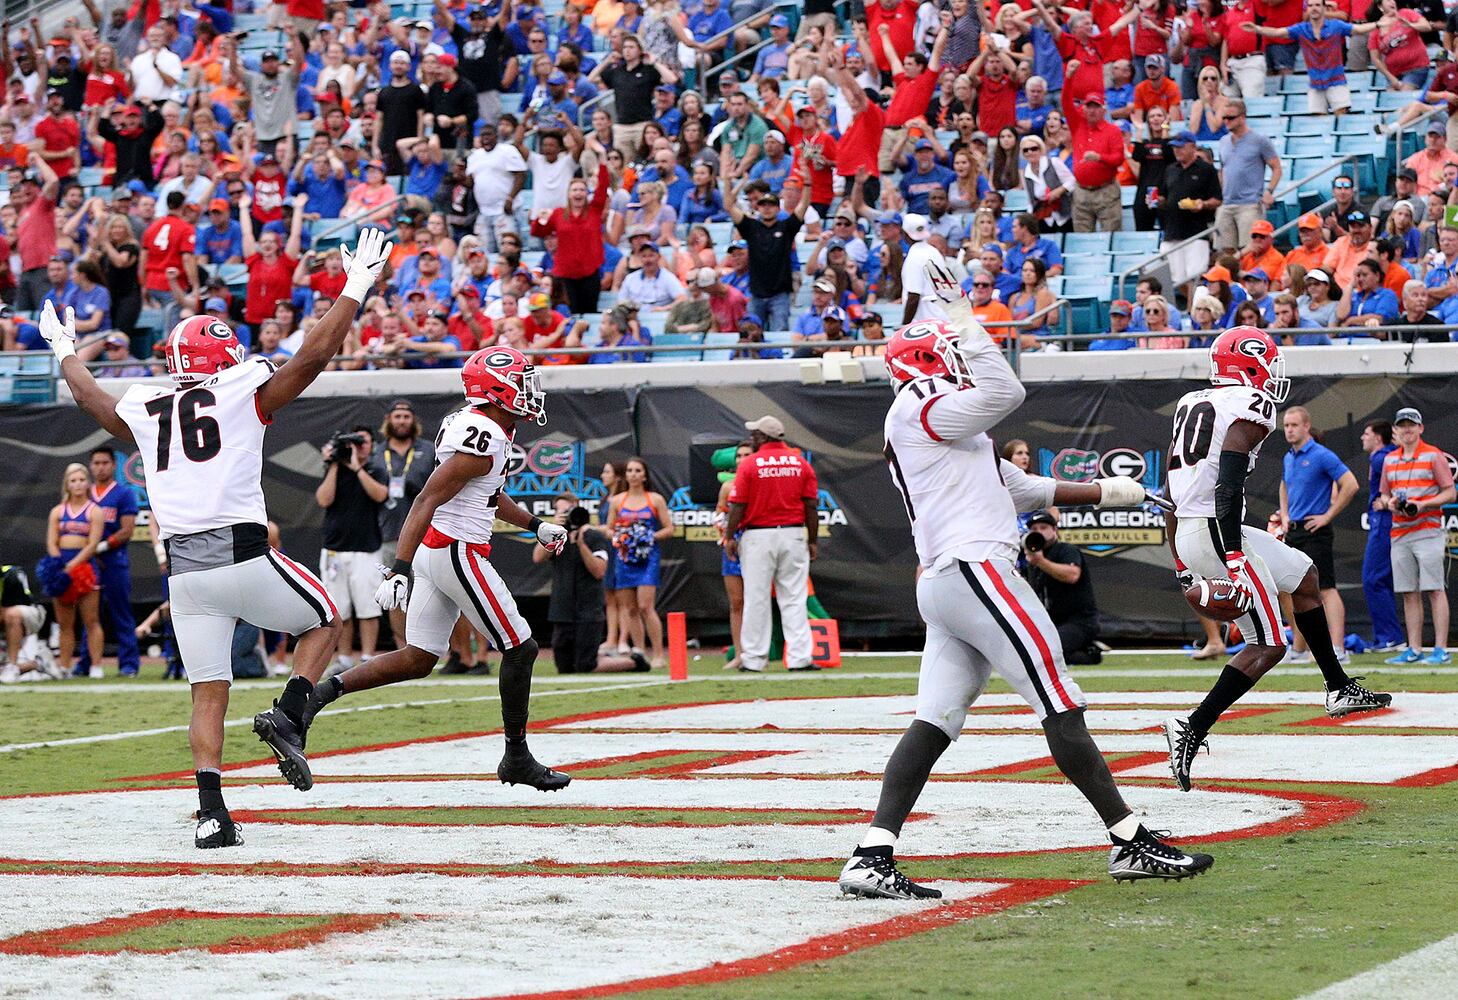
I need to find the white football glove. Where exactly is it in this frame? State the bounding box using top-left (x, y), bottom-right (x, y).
top-left (536, 521), bottom-right (569, 555)
top-left (341, 227), bottom-right (395, 302)
top-left (374, 571), bottom-right (410, 613)
top-left (1094, 476), bottom-right (1147, 508)
top-left (39, 300), bottom-right (77, 361)
top-left (923, 257), bottom-right (970, 308)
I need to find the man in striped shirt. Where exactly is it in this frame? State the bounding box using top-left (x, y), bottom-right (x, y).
top-left (1379, 408), bottom-right (1456, 665)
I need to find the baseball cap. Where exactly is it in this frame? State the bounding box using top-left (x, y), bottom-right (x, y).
top-left (1171, 131), bottom-right (1198, 146)
top-left (365, 159), bottom-right (387, 173)
top-left (769, 13), bottom-right (790, 28)
top-left (1397, 167), bottom-right (1419, 181)
top-left (655, 83), bottom-right (676, 94)
top-left (1202, 264), bottom-right (1233, 283)
top-left (415, 18), bottom-right (433, 28)
top-left (261, 49), bottom-right (280, 60)
top-left (417, 247), bottom-right (437, 259)
top-left (821, 305), bottom-right (847, 324)
top-left (1249, 219), bottom-right (1274, 236)
top-left (1109, 299), bottom-right (1132, 316)
top-left (639, 240), bottom-right (661, 254)
top-left (728, 239), bottom-right (747, 250)
top-left (203, 296), bottom-right (229, 312)
top-left (438, 53), bottom-right (457, 68)
top-left (406, 288), bottom-right (427, 298)
top-left (764, 129), bottom-right (786, 145)
top-left (695, 266), bottom-right (718, 288)
top-left (1427, 121), bottom-right (1446, 135)
top-left (1083, 92), bottom-right (1106, 106)
top-left (740, 313), bottom-right (764, 328)
top-left (826, 237), bottom-right (848, 250)
top-left (388, 399), bottom-right (416, 412)
top-left (745, 415), bottom-right (786, 439)
top-left (1394, 407), bottom-right (1423, 425)
top-left (1348, 210), bottom-right (1371, 225)
top-left (396, 213), bottom-right (417, 225)
top-left (208, 198), bottom-right (229, 213)
top-left (627, 224), bottom-right (654, 240)
top-left (1242, 268), bottom-right (1270, 283)
top-left (528, 292), bottom-right (551, 310)
top-left (813, 277), bottom-right (836, 293)
top-left (1304, 268), bottom-right (1331, 283)
top-left (981, 242), bottom-right (1004, 258)
top-left (1297, 212), bottom-right (1322, 230)
top-left (1393, 199), bottom-right (1419, 217)
top-left (913, 138), bottom-right (933, 151)
top-left (547, 70), bottom-right (567, 86)
top-left (795, 104), bottom-right (816, 117)
top-left (902, 213), bottom-right (930, 242)
top-left (427, 308), bottom-right (450, 321)
top-left (126, 179), bottom-right (150, 195)
top-left (876, 210), bottom-right (903, 227)
top-left (1145, 54), bottom-right (1166, 70)
top-left (755, 193), bottom-right (779, 206)
top-left (389, 50), bottom-right (412, 63)
top-left (104, 332), bottom-right (129, 347)
top-left (1026, 511), bottom-right (1058, 529)
top-left (969, 131), bottom-right (989, 144)
top-left (45, 87), bottom-right (63, 99)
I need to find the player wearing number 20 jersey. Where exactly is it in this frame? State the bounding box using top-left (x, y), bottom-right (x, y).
top-left (1162, 327), bottom-right (1390, 796)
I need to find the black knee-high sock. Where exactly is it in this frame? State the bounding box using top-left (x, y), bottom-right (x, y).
top-left (196, 769), bottom-right (225, 813)
top-left (276, 676), bottom-right (314, 727)
top-left (1042, 709), bottom-right (1130, 827)
top-left (1293, 606), bottom-right (1351, 691)
top-left (498, 638), bottom-right (539, 742)
top-left (1187, 665), bottom-right (1256, 735)
top-left (869, 721), bottom-right (952, 837)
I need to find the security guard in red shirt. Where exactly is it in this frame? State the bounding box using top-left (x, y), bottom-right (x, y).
top-left (724, 415), bottom-right (820, 673)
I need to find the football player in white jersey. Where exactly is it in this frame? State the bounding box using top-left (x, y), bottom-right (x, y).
top-left (1162, 327), bottom-right (1392, 792)
top-left (39, 228), bottom-right (393, 848)
top-left (298, 347), bottom-right (574, 791)
top-left (838, 260), bottom-right (1214, 900)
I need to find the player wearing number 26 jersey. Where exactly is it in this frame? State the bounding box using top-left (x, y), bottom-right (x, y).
top-left (40, 229), bottom-right (395, 849)
top-left (1163, 327), bottom-right (1391, 795)
top-left (838, 259), bottom-right (1213, 902)
top-left (299, 347), bottom-right (575, 793)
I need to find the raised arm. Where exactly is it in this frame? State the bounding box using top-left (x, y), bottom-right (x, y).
top-left (254, 228), bottom-right (392, 416)
top-left (41, 302), bottom-right (134, 441)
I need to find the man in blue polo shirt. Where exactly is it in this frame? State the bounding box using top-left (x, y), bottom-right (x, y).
top-left (75, 446), bottom-right (140, 678)
top-left (1005, 212), bottom-right (1065, 277)
top-left (1279, 405), bottom-right (1360, 663)
top-left (196, 199), bottom-right (245, 265)
top-left (898, 139), bottom-right (956, 216)
top-left (1360, 419), bottom-right (1404, 651)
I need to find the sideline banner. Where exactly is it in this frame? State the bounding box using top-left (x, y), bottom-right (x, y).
top-left (2, 376), bottom-right (1453, 640)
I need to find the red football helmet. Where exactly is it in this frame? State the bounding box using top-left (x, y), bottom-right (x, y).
top-left (462, 346), bottom-right (546, 424)
top-left (1209, 325), bottom-right (1289, 403)
top-left (163, 315), bottom-right (245, 385)
top-left (885, 319), bottom-right (975, 388)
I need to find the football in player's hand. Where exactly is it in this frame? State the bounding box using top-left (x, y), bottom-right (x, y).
top-left (1184, 579), bottom-right (1248, 622)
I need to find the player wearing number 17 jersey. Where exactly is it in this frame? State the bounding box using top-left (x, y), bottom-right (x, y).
top-left (837, 259), bottom-right (1213, 901)
top-left (40, 228), bottom-right (394, 849)
top-left (1162, 327), bottom-right (1391, 793)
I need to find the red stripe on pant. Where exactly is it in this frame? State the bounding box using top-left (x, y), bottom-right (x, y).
top-left (1245, 565), bottom-right (1284, 648)
top-left (982, 561), bottom-right (1079, 712)
top-left (466, 547), bottom-right (520, 647)
top-left (274, 550), bottom-right (339, 619)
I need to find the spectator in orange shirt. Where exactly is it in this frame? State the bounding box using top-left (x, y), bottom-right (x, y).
top-left (1374, 238), bottom-right (1413, 296)
top-left (967, 269), bottom-right (1014, 342)
top-left (1402, 123), bottom-right (1458, 198)
top-left (1284, 212), bottom-right (1330, 277)
top-left (1239, 219), bottom-right (1287, 288)
top-left (1131, 55), bottom-right (1183, 130)
top-left (1323, 210), bottom-right (1376, 289)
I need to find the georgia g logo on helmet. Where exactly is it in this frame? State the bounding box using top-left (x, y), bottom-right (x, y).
top-left (1234, 335), bottom-right (1269, 359)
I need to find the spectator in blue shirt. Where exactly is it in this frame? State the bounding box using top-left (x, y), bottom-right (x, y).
top-left (722, 239), bottom-right (750, 295)
top-left (678, 163), bottom-right (729, 224)
top-left (40, 257), bottom-right (77, 319)
top-left (637, 149), bottom-right (693, 210)
top-left (1271, 294), bottom-right (1331, 346)
top-left (1279, 404), bottom-right (1360, 658)
top-left (197, 201), bottom-right (245, 265)
top-left (687, 0), bottom-right (734, 77)
top-left (66, 258), bottom-right (112, 336)
top-left (1015, 76), bottom-right (1054, 134)
top-left (402, 309), bottom-right (464, 368)
top-left (898, 140), bottom-right (957, 215)
top-left (289, 151), bottom-right (349, 221)
top-left (652, 85), bottom-right (683, 136)
top-left (795, 278), bottom-right (837, 339)
top-left (977, 244), bottom-right (1022, 302)
top-left (747, 130), bottom-right (795, 194)
top-left (751, 15), bottom-right (794, 81)
top-left (1240, 268), bottom-right (1276, 323)
top-left (1340, 258), bottom-right (1400, 330)
top-left (529, 73), bottom-right (580, 129)
top-left (505, 6), bottom-right (544, 55)
top-left (1088, 298), bottom-right (1137, 350)
top-left (399, 135), bottom-right (449, 198)
top-left (1005, 213), bottom-right (1064, 276)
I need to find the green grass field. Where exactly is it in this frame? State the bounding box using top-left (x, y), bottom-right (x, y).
top-left (2, 652), bottom-right (1455, 999)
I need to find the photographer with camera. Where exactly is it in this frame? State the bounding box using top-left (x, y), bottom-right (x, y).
top-left (533, 493), bottom-right (650, 674)
top-left (315, 425), bottom-right (389, 671)
top-left (1024, 511), bottom-right (1103, 665)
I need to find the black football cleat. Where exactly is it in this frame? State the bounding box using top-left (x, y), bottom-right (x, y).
top-left (253, 705), bottom-right (314, 791)
top-left (1164, 717), bottom-right (1209, 793)
top-left (299, 678), bottom-right (342, 738)
top-left (497, 742), bottom-right (571, 791)
top-left (1109, 827), bottom-right (1214, 882)
top-left (1326, 677), bottom-right (1393, 718)
top-left (838, 847), bottom-right (942, 900)
top-left (195, 808), bottom-right (243, 849)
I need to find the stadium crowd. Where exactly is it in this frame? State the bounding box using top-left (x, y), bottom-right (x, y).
top-left (0, 0), bottom-right (1457, 366)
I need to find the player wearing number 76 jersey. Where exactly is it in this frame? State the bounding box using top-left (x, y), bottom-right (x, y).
top-left (41, 228), bottom-right (394, 850)
top-left (1162, 327), bottom-right (1392, 794)
top-left (837, 259), bottom-right (1214, 902)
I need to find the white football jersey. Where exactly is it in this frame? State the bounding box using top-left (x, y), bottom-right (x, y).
top-left (116, 357), bottom-right (275, 539)
top-left (884, 371), bottom-right (1023, 572)
top-left (431, 405), bottom-right (513, 544)
top-left (1166, 384), bottom-right (1277, 518)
